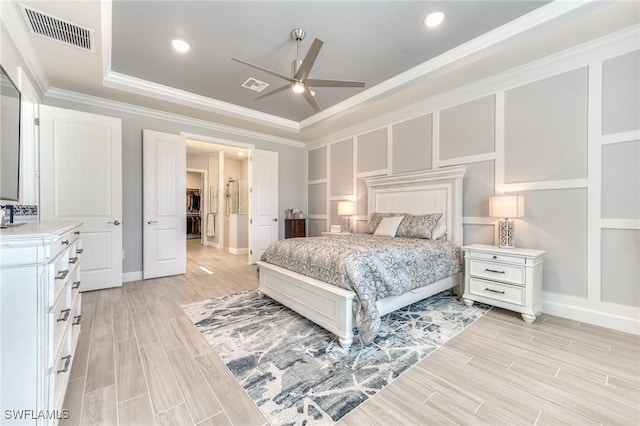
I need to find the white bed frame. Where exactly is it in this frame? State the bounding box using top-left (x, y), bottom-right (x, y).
top-left (257, 166), bottom-right (466, 348)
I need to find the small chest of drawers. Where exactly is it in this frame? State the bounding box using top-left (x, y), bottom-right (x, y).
top-left (284, 219), bottom-right (306, 239)
top-left (462, 244), bottom-right (545, 323)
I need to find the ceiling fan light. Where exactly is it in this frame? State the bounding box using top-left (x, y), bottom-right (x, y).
top-left (292, 81), bottom-right (305, 94)
top-left (171, 39), bottom-right (190, 53)
top-left (424, 12), bottom-right (445, 28)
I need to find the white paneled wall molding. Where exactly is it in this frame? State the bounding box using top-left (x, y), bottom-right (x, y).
top-left (307, 26), bottom-right (640, 334)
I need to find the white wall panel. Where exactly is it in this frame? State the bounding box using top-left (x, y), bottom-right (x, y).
top-left (602, 50), bottom-right (640, 135)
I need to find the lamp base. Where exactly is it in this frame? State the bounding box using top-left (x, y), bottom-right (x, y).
top-left (497, 218), bottom-right (515, 248)
top-left (342, 216), bottom-right (351, 233)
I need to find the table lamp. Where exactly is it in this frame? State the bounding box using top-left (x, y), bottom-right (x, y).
top-left (489, 195), bottom-right (525, 248)
top-left (337, 201), bottom-right (355, 233)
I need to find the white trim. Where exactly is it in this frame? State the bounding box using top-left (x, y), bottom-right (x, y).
top-left (463, 217), bottom-right (495, 226)
top-left (439, 152), bottom-right (496, 168)
top-left (355, 170), bottom-right (388, 179)
top-left (299, 0), bottom-right (591, 132)
top-left (307, 26), bottom-right (640, 150)
top-left (101, 0), bottom-right (113, 78)
top-left (601, 130), bottom-right (640, 145)
top-left (45, 88), bottom-right (305, 148)
top-left (432, 110), bottom-right (440, 169)
top-left (181, 132), bottom-right (256, 150)
top-left (122, 271), bottom-right (142, 283)
top-left (386, 125), bottom-right (393, 175)
top-left (587, 60), bottom-right (603, 305)
top-left (494, 91), bottom-right (505, 191)
top-left (543, 292), bottom-right (640, 335)
top-left (228, 247), bottom-right (249, 255)
top-left (103, 71), bottom-right (301, 133)
top-left (307, 178), bottom-right (328, 185)
top-left (601, 219), bottom-right (640, 230)
top-left (499, 178), bottom-right (589, 193)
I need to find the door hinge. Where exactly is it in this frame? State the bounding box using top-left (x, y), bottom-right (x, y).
top-left (250, 187), bottom-right (252, 193)
top-left (250, 250), bottom-right (253, 255)
top-left (249, 219), bottom-right (253, 224)
top-left (34, 117), bottom-right (40, 126)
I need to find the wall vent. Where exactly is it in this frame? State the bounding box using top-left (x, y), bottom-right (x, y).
top-left (241, 78), bottom-right (269, 93)
top-left (21, 5), bottom-right (93, 52)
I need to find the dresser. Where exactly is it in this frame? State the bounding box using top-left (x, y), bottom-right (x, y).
top-left (284, 219), bottom-right (306, 239)
top-left (0, 221), bottom-right (83, 425)
top-left (462, 244), bottom-right (545, 323)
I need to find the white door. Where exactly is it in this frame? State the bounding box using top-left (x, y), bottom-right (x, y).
top-left (250, 149), bottom-right (279, 263)
top-left (39, 105), bottom-right (123, 291)
top-left (143, 129), bottom-right (186, 279)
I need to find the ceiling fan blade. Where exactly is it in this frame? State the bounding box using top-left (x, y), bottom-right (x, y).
top-left (302, 88), bottom-right (321, 112)
top-left (294, 38), bottom-right (323, 81)
top-left (254, 84), bottom-right (291, 101)
top-left (305, 79), bottom-right (366, 88)
top-left (231, 57), bottom-right (294, 83)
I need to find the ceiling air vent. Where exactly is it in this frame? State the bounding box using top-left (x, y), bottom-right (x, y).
top-left (21, 5), bottom-right (93, 52)
top-left (241, 78), bottom-right (269, 93)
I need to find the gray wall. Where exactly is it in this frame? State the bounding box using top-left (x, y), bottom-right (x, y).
top-left (307, 44), bottom-right (640, 328)
top-left (43, 97), bottom-right (305, 274)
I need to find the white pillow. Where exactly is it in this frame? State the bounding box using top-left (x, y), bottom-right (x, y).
top-left (374, 216), bottom-right (404, 237)
top-left (431, 218), bottom-right (447, 240)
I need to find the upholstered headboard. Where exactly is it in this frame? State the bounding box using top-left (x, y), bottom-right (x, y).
top-left (364, 166), bottom-right (466, 247)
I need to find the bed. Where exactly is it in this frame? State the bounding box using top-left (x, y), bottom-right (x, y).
top-left (257, 166), bottom-right (466, 348)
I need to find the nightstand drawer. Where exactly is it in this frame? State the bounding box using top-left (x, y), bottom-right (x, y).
top-left (469, 259), bottom-right (524, 285)
top-left (470, 250), bottom-right (527, 265)
top-left (469, 278), bottom-right (524, 306)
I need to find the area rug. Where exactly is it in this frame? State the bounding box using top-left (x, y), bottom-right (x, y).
top-left (182, 291), bottom-right (490, 425)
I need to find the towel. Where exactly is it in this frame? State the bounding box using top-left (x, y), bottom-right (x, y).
top-left (207, 213), bottom-right (215, 237)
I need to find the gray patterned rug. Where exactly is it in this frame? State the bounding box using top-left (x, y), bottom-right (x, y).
top-left (182, 290), bottom-right (490, 425)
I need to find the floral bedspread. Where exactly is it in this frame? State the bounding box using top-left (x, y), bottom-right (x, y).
top-left (260, 233), bottom-right (462, 343)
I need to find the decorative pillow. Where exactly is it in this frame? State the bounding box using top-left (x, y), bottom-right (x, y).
top-left (430, 218), bottom-right (447, 240)
top-left (396, 213), bottom-right (443, 239)
top-left (374, 216), bottom-right (404, 237)
top-left (366, 212), bottom-right (405, 234)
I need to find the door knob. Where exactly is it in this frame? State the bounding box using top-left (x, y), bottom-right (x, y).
top-left (108, 220), bottom-right (121, 226)
top-left (147, 220), bottom-right (158, 225)
top-left (272, 218), bottom-right (278, 222)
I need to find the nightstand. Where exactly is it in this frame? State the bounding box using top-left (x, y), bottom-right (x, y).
top-left (462, 244), bottom-right (545, 323)
top-left (284, 218), bottom-right (306, 238)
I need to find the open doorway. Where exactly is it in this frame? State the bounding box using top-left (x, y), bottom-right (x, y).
top-left (186, 139), bottom-right (250, 262)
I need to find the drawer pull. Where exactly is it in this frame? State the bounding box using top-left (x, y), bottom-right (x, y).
top-left (69, 257), bottom-right (78, 264)
top-left (76, 248), bottom-right (84, 254)
top-left (74, 230), bottom-right (80, 235)
top-left (57, 308), bottom-right (71, 322)
top-left (72, 281), bottom-right (81, 289)
top-left (492, 255), bottom-right (497, 259)
top-left (485, 288), bottom-right (506, 294)
top-left (485, 268), bottom-right (505, 274)
top-left (57, 355), bottom-right (72, 374)
top-left (61, 240), bottom-right (69, 246)
top-left (55, 270), bottom-right (70, 280)
top-left (72, 315), bottom-right (82, 326)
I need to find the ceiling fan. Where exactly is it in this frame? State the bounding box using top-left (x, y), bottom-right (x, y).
top-left (231, 28), bottom-right (366, 112)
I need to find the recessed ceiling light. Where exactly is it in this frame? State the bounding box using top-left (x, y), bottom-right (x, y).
top-left (424, 12), bottom-right (445, 28)
top-left (171, 39), bottom-right (190, 53)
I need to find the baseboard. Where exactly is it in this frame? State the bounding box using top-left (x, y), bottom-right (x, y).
top-left (123, 271), bottom-right (143, 283)
top-left (543, 294), bottom-right (640, 335)
top-left (228, 247), bottom-right (249, 255)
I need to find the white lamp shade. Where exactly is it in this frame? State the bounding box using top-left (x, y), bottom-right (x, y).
top-left (338, 201), bottom-right (355, 216)
top-left (489, 195), bottom-right (525, 218)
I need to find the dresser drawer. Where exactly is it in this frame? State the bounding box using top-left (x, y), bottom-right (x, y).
top-left (48, 281), bottom-right (73, 365)
top-left (48, 229), bottom-right (79, 262)
top-left (48, 323), bottom-right (79, 416)
top-left (469, 277), bottom-right (524, 306)
top-left (469, 259), bottom-right (525, 285)
top-left (46, 249), bottom-right (72, 306)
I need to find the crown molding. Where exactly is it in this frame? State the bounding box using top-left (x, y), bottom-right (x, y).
top-left (306, 24), bottom-right (639, 150)
top-left (101, 0), bottom-right (112, 78)
top-left (0, 0), bottom-right (49, 97)
top-left (102, 71), bottom-right (302, 133)
top-left (298, 0), bottom-right (593, 132)
top-left (45, 87), bottom-right (306, 148)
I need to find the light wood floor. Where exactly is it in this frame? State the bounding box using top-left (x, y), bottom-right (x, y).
top-left (62, 239), bottom-right (640, 426)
